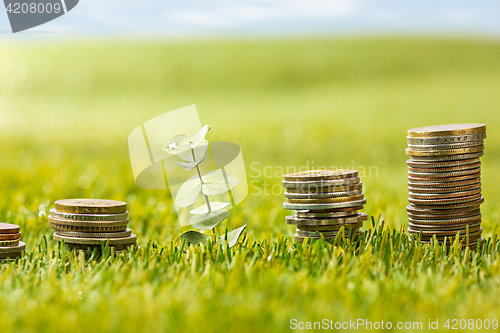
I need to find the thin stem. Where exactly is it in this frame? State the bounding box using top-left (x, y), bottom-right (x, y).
top-left (191, 148), bottom-right (211, 213)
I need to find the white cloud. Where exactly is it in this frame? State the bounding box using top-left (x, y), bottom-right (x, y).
top-left (165, 0), bottom-right (364, 26)
top-left (446, 10), bottom-right (477, 24)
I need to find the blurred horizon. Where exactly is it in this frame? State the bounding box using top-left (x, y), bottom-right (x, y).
top-left (0, 0), bottom-right (499, 38)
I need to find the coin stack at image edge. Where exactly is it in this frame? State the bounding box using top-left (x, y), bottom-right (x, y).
top-left (49, 199), bottom-right (137, 252)
top-left (282, 169), bottom-right (367, 244)
top-left (406, 123), bottom-right (486, 247)
top-left (0, 222), bottom-right (25, 261)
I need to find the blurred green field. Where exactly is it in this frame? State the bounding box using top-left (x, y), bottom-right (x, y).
top-left (1, 37), bottom-right (500, 332)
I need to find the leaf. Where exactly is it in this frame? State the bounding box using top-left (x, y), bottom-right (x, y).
top-left (179, 140), bottom-right (209, 162)
top-left (163, 134), bottom-right (190, 155)
top-left (220, 225), bottom-right (247, 248)
top-left (190, 125), bottom-right (211, 148)
top-left (190, 201), bottom-right (230, 215)
top-left (202, 169), bottom-right (240, 196)
top-left (190, 209), bottom-right (230, 230)
top-left (175, 175), bottom-right (202, 207)
top-left (179, 230), bottom-right (210, 245)
top-left (176, 154), bottom-right (206, 171)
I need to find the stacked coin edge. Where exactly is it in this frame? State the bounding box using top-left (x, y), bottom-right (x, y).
top-left (406, 123), bottom-right (486, 248)
top-left (282, 169), bottom-right (367, 244)
top-left (0, 222), bottom-right (25, 260)
top-left (49, 199), bottom-right (137, 252)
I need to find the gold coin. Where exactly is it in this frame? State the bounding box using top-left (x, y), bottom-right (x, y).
top-left (0, 241), bottom-right (26, 253)
top-left (286, 213), bottom-right (367, 226)
top-left (49, 222), bottom-right (128, 232)
top-left (405, 145), bottom-right (484, 157)
top-left (55, 199), bottom-right (127, 214)
top-left (48, 215), bottom-right (129, 227)
top-left (53, 233), bottom-right (137, 245)
top-left (0, 239), bottom-right (19, 247)
top-left (284, 183), bottom-right (362, 194)
top-left (283, 169), bottom-right (358, 182)
top-left (408, 173), bottom-right (480, 183)
top-left (407, 123), bottom-right (486, 138)
top-left (286, 194), bottom-right (364, 204)
top-left (0, 232), bottom-right (21, 241)
top-left (54, 229), bottom-right (132, 239)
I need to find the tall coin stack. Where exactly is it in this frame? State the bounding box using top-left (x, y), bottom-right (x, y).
top-left (282, 170), bottom-right (367, 243)
top-left (49, 199), bottom-right (137, 252)
top-left (0, 223), bottom-right (25, 260)
top-left (406, 124), bottom-right (486, 247)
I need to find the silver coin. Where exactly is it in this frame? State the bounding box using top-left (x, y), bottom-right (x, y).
top-left (53, 228), bottom-right (132, 239)
top-left (408, 193), bottom-right (482, 206)
top-left (283, 199), bottom-right (366, 211)
top-left (406, 132), bottom-right (486, 145)
top-left (408, 188), bottom-right (481, 199)
top-left (50, 208), bottom-right (129, 221)
top-left (295, 222), bottom-right (364, 231)
top-left (409, 151), bottom-right (483, 162)
top-left (407, 141), bottom-right (483, 150)
top-left (414, 197), bottom-right (484, 210)
top-left (296, 210), bottom-right (359, 218)
top-left (408, 167), bottom-right (481, 178)
top-left (282, 177), bottom-right (360, 189)
top-left (286, 213), bottom-right (367, 226)
top-left (408, 214), bottom-right (481, 225)
top-left (408, 222), bottom-right (481, 231)
top-left (406, 204), bottom-right (481, 215)
top-left (407, 178), bottom-right (480, 188)
top-left (406, 158), bottom-right (480, 168)
top-left (408, 184), bottom-right (481, 194)
top-left (284, 189), bottom-right (363, 199)
top-left (408, 209), bottom-right (481, 220)
top-left (408, 173), bottom-right (480, 183)
top-left (407, 162), bottom-right (480, 173)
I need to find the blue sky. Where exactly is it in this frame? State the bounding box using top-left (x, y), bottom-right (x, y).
top-left (1, 0), bottom-right (499, 37)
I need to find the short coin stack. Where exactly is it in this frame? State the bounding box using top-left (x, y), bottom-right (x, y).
top-left (282, 170), bottom-right (367, 243)
top-left (0, 222), bottom-right (25, 260)
top-left (49, 199), bottom-right (137, 252)
top-left (406, 123), bottom-right (486, 247)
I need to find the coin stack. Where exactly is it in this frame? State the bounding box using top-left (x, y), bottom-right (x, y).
top-left (406, 124), bottom-right (486, 247)
top-left (0, 222), bottom-right (25, 260)
top-left (49, 199), bottom-right (137, 252)
top-left (282, 170), bottom-right (367, 243)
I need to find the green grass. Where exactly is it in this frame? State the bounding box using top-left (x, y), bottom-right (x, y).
top-left (1, 36), bottom-right (500, 332)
